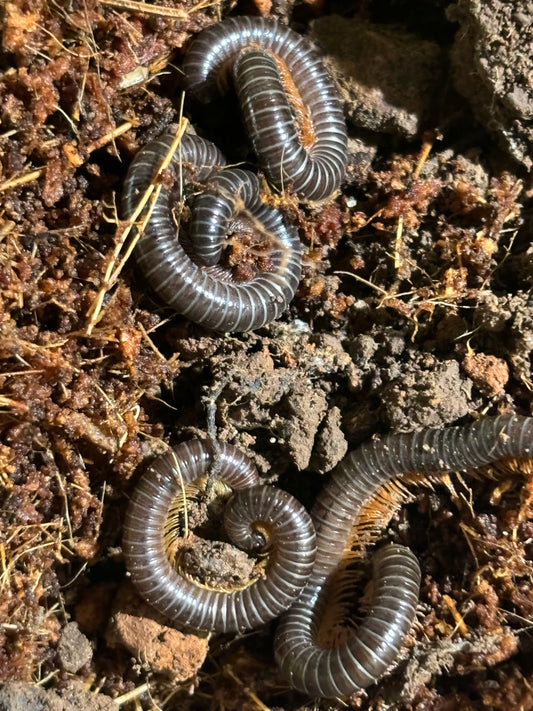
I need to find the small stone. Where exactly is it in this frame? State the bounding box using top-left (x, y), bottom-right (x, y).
top-left (106, 584), bottom-right (208, 681)
top-left (57, 622), bottom-right (92, 673)
top-left (0, 682), bottom-right (62, 711)
top-left (462, 353), bottom-right (509, 397)
top-left (58, 681), bottom-right (116, 711)
top-left (310, 406), bottom-right (348, 474)
top-left (0, 681), bottom-right (116, 711)
top-left (383, 358), bottom-right (473, 430)
top-left (249, 0), bottom-right (272, 14)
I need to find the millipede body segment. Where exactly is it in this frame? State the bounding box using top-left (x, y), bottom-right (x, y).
top-left (123, 439), bottom-right (316, 633)
top-left (274, 415), bottom-right (533, 697)
top-left (189, 167), bottom-right (269, 267)
top-left (122, 130), bottom-right (302, 332)
top-left (183, 16), bottom-right (348, 201)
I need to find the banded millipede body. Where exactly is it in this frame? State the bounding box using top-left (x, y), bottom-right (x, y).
top-left (189, 167), bottom-right (267, 267)
top-left (123, 439), bottom-right (316, 633)
top-left (183, 16), bottom-right (348, 201)
top-left (274, 415), bottom-right (533, 697)
top-left (122, 129), bottom-right (302, 332)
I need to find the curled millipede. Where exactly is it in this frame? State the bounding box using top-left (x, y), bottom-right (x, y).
top-left (275, 414), bottom-right (533, 697)
top-left (183, 16), bottom-right (348, 201)
top-left (123, 439), bottom-right (316, 633)
top-left (122, 129), bottom-right (302, 332)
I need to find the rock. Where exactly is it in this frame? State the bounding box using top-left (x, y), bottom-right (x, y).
top-left (57, 681), bottom-right (116, 711)
top-left (310, 406), bottom-right (348, 474)
top-left (106, 584), bottom-right (208, 681)
top-left (311, 15), bottom-right (445, 138)
top-left (57, 622), bottom-right (92, 673)
top-left (382, 357), bottom-right (473, 429)
top-left (0, 681), bottom-right (116, 711)
top-left (449, 0), bottom-right (533, 168)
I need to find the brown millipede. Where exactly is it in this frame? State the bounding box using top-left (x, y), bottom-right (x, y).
top-left (123, 439), bottom-right (316, 633)
top-left (183, 17), bottom-right (347, 201)
top-left (122, 129), bottom-right (302, 331)
top-left (274, 414), bottom-right (533, 697)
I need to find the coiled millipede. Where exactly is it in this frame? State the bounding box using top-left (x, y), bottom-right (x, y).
top-left (122, 129), bottom-right (302, 332)
top-left (183, 16), bottom-right (348, 202)
top-left (123, 439), bottom-right (316, 632)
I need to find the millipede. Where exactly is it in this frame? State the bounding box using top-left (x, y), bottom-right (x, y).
top-left (122, 129), bottom-right (302, 332)
top-left (183, 16), bottom-right (348, 202)
top-left (274, 414), bottom-right (533, 697)
top-left (123, 439), bottom-right (316, 633)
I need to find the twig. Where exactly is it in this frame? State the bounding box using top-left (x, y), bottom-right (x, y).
top-left (99, 0), bottom-right (216, 19)
top-left (393, 215), bottom-right (404, 271)
top-left (0, 169), bottom-right (44, 192)
top-left (413, 134), bottom-right (435, 179)
top-left (223, 666), bottom-right (272, 711)
top-left (85, 117), bottom-right (188, 335)
top-left (64, 121), bottom-right (135, 167)
top-left (115, 682), bottom-right (151, 706)
top-left (333, 270), bottom-right (389, 296)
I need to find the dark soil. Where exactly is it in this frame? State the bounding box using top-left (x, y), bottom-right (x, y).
top-left (0, 0), bottom-right (532, 709)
